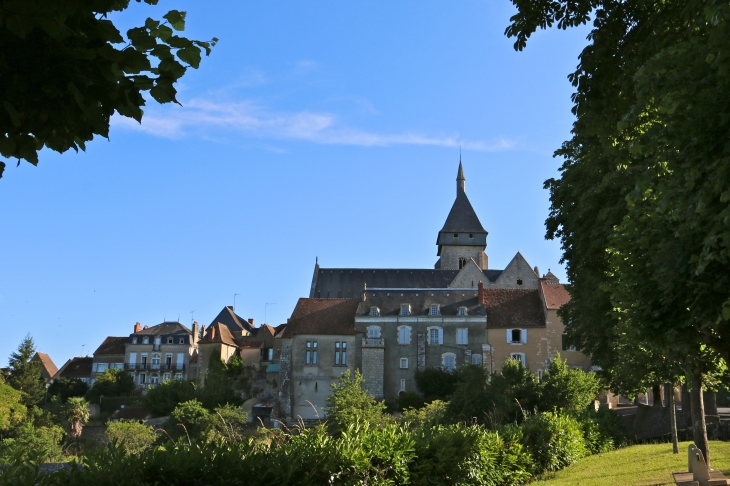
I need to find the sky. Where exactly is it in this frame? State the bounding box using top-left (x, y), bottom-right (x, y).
top-left (0, 1), bottom-right (591, 368)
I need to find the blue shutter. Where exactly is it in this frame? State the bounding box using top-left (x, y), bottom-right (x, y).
top-left (521, 329), bottom-right (527, 344)
top-left (506, 329), bottom-right (511, 343)
top-left (438, 328), bottom-right (444, 344)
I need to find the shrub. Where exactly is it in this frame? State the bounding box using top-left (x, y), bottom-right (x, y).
top-left (414, 367), bottom-right (460, 401)
top-left (324, 369), bottom-right (386, 433)
top-left (85, 369), bottom-right (135, 403)
top-left (47, 378), bottom-right (89, 404)
top-left (0, 381), bottom-right (27, 433)
top-left (402, 400), bottom-right (448, 427)
top-left (196, 350), bottom-right (243, 410)
top-left (143, 379), bottom-right (196, 417)
top-left (106, 420), bottom-right (157, 455)
top-left (65, 397), bottom-right (90, 441)
top-left (203, 404), bottom-right (248, 444)
top-left (576, 407), bottom-right (625, 453)
top-left (398, 391), bottom-right (425, 411)
top-left (167, 399), bottom-right (210, 441)
top-left (520, 411), bottom-right (587, 473)
top-left (539, 354), bottom-right (601, 413)
top-left (0, 423), bottom-right (65, 463)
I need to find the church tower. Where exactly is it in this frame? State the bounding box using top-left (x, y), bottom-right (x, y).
top-left (435, 162), bottom-right (489, 270)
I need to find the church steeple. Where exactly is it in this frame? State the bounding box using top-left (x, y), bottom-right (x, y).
top-left (457, 160), bottom-right (466, 193)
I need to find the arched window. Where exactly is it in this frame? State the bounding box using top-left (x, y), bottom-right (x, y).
top-left (458, 257), bottom-right (467, 269)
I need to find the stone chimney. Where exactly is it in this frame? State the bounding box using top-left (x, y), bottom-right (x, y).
top-left (200, 324), bottom-right (206, 339)
top-left (143, 325), bottom-right (149, 330)
top-left (134, 322), bottom-right (141, 333)
top-left (209, 326), bottom-right (216, 340)
top-left (192, 321), bottom-right (199, 345)
top-left (248, 318), bottom-right (255, 328)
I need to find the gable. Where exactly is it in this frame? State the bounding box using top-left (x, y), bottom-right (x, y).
top-left (494, 252), bottom-right (539, 289)
top-left (448, 258), bottom-right (487, 288)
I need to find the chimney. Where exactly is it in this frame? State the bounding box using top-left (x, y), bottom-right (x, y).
top-left (248, 318), bottom-right (255, 327)
top-left (227, 305), bottom-right (234, 311)
top-left (134, 322), bottom-right (142, 333)
top-left (143, 325), bottom-right (149, 330)
top-left (200, 324), bottom-right (206, 339)
top-left (192, 321), bottom-right (199, 345)
top-left (210, 326), bottom-right (216, 340)
top-left (478, 281), bottom-right (484, 304)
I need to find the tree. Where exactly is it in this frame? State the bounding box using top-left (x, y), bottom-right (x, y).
top-left (167, 399), bottom-right (209, 441)
top-left (506, 0), bottom-right (730, 464)
top-left (323, 369), bottom-right (386, 433)
top-left (47, 378), bottom-right (89, 404)
top-left (413, 367), bottom-right (460, 402)
top-left (539, 354), bottom-right (600, 414)
top-left (197, 350), bottom-right (242, 410)
top-left (0, 0), bottom-right (217, 178)
top-left (0, 381), bottom-right (27, 434)
top-left (65, 397), bottom-right (89, 441)
top-left (6, 335), bottom-right (45, 407)
top-left (85, 368), bottom-right (135, 403)
top-left (143, 378), bottom-right (196, 417)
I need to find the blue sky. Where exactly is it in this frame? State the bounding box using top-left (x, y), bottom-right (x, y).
top-left (0, 1), bottom-right (590, 367)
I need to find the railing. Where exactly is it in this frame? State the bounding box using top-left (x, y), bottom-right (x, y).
top-left (125, 363), bottom-right (185, 371)
top-left (362, 338), bottom-right (385, 347)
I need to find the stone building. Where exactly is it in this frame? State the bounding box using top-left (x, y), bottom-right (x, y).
top-left (278, 298), bottom-right (359, 419)
top-left (91, 336), bottom-right (127, 384)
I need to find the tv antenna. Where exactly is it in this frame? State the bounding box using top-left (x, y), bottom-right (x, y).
top-left (190, 310), bottom-right (195, 323)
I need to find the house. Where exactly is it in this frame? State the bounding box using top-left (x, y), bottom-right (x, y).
top-left (278, 298), bottom-right (360, 419)
top-left (91, 336), bottom-right (128, 384)
top-left (124, 321), bottom-right (198, 388)
top-left (55, 356), bottom-right (94, 384)
top-left (32, 352), bottom-right (58, 383)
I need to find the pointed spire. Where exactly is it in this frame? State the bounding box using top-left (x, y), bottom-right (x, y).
top-left (457, 158), bottom-right (466, 194)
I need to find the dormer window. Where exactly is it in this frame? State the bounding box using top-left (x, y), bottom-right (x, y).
top-left (400, 304), bottom-right (410, 316)
top-left (429, 305), bottom-right (440, 316)
top-left (167, 337), bottom-right (173, 344)
top-left (370, 307), bottom-right (380, 317)
top-left (453, 233), bottom-right (458, 238)
top-left (142, 337), bottom-right (149, 344)
top-left (132, 337), bottom-right (137, 344)
top-left (458, 307), bottom-right (468, 316)
top-left (179, 338), bottom-right (186, 344)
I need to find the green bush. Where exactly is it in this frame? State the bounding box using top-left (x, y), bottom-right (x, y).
top-left (166, 399), bottom-right (210, 441)
top-left (402, 399), bottom-right (448, 428)
top-left (520, 411), bottom-right (587, 473)
top-left (143, 379), bottom-right (196, 417)
top-left (0, 423), bottom-right (65, 463)
top-left (106, 420), bottom-right (157, 455)
top-left (47, 378), bottom-right (89, 404)
top-left (414, 366), bottom-right (460, 402)
top-left (85, 369), bottom-right (135, 404)
top-left (203, 404), bottom-right (248, 444)
top-left (576, 407), bottom-right (626, 453)
top-left (397, 391), bottom-right (425, 411)
top-left (539, 354), bottom-right (601, 414)
top-left (323, 369), bottom-right (386, 433)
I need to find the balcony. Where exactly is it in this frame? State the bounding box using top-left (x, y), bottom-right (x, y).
top-left (362, 338), bottom-right (384, 348)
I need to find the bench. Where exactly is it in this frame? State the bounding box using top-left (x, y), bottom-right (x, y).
top-left (673, 444), bottom-right (729, 486)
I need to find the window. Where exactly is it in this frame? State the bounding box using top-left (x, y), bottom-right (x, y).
top-left (152, 354), bottom-right (161, 365)
top-left (400, 379), bottom-right (406, 392)
top-left (335, 342), bottom-right (348, 365)
top-left (163, 373), bottom-right (171, 382)
top-left (457, 307), bottom-right (467, 316)
top-left (400, 358), bottom-right (408, 369)
top-left (428, 327), bottom-right (443, 345)
top-left (179, 338), bottom-right (186, 344)
top-left (561, 333), bottom-right (576, 351)
top-left (510, 353), bottom-right (526, 366)
top-left (469, 233), bottom-right (474, 238)
top-left (167, 337), bottom-right (173, 344)
top-left (370, 307), bottom-right (380, 317)
top-left (457, 328), bottom-right (468, 345)
top-left (165, 353), bottom-right (172, 368)
top-left (306, 341), bottom-right (318, 365)
top-left (96, 363), bottom-right (107, 373)
top-left (458, 257), bottom-right (467, 269)
top-left (397, 325), bottom-right (411, 345)
top-left (472, 354), bottom-right (482, 365)
top-left (151, 375), bottom-right (159, 384)
top-left (508, 329), bottom-right (526, 344)
top-left (367, 326), bottom-right (381, 338)
top-left (537, 369), bottom-right (544, 380)
top-left (132, 337), bottom-right (137, 344)
top-left (400, 304), bottom-right (410, 316)
top-left (453, 233), bottom-right (458, 238)
top-left (142, 337), bottom-right (149, 344)
top-left (442, 353), bottom-right (456, 372)
top-left (139, 373), bottom-right (146, 384)
top-left (429, 305), bottom-right (440, 316)
top-left (516, 278), bottom-right (523, 286)
top-left (174, 372), bottom-right (183, 380)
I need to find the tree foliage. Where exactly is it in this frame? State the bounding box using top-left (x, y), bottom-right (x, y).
top-left (65, 397), bottom-right (89, 441)
top-left (0, 0), bottom-right (217, 178)
top-left (0, 381), bottom-right (27, 434)
top-left (85, 368), bottom-right (135, 403)
top-left (47, 378), bottom-right (89, 404)
top-left (324, 369), bottom-right (386, 433)
top-left (6, 335), bottom-right (45, 407)
top-left (106, 419), bottom-right (157, 455)
top-left (143, 378), bottom-right (196, 417)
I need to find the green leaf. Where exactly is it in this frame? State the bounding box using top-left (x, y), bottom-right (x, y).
top-left (0, 161), bottom-right (5, 179)
top-left (177, 47), bottom-right (201, 68)
top-left (127, 27), bottom-right (157, 50)
top-left (150, 80), bottom-right (178, 104)
top-left (3, 102), bottom-right (21, 127)
top-left (163, 10), bottom-right (186, 31)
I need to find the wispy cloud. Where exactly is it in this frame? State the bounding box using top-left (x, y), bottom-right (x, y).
top-left (116, 99), bottom-right (515, 151)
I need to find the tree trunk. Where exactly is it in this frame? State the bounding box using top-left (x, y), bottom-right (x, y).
top-left (669, 383), bottom-right (679, 454)
top-left (652, 384), bottom-right (663, 407)
top-left (690, 369), bottom-right (709, 468)
top-left (69, 420), bottom-right (83, 441)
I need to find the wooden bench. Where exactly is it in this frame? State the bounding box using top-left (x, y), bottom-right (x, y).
top-left (673, 445), bottom-right (729, 486)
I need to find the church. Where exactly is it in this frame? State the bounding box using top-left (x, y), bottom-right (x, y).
top-left (275, 162), bottom-right (591, 419)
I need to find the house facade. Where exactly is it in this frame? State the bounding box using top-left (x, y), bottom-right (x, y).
top-left (91, 336), bottom-right (127, 384)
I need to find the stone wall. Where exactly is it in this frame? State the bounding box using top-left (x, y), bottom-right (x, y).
top-left (361, 339), bottom-right (385, 399)
top-left (278, 340), bottom-right (292, 417)
top-left (438, 245), bottom-right (488, 270)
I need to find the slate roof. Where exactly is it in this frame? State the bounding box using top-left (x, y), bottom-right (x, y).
top-left (282, 298), bottom-right (360, 337)
top-left (207, 306), bottom-right (253, 334)
top-left (439, 189), bottom-right (487, 235)
top-left (311, 268), bottom-right (504, 299)
top-left (93, 337), bottom-right (128, 356)
top-left (33, 352), bottom-right (58, 380)
top-left (357, 289), bottom-right (485, 317)
top-left (57, 357), bottom-right (93, 379)
top-left (199, 322), bottom-right (237, 346)
top-left (481, 289), bottom-right (545, 328)
top-left (132, 322), bottom-right (191, 336)
top-left (540, 281), bottom-right (571, 310)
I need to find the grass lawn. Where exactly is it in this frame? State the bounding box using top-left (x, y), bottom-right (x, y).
top-left (532, 441), bottom-right (730, 486)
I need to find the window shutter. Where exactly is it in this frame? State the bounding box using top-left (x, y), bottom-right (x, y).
top-left (438, 328), bottom-right (444, 344)
top-left (506, 329), bottom-right (511, 343)
top-left (562, 333), bottom-right (567, 351)
top-left (521, 329), bottom-right (527, 344)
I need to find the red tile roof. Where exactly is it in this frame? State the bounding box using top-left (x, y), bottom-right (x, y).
top-left (199, 322), bottom-right (237, 346)
top-left (540, 281), bottom-right (571, 310)
top-left (481, 289), bottom-right (545, 328)
top-left (282, 298), bottom-right (359, 337)
top-left (33, 352), bottom-right (58, 380)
